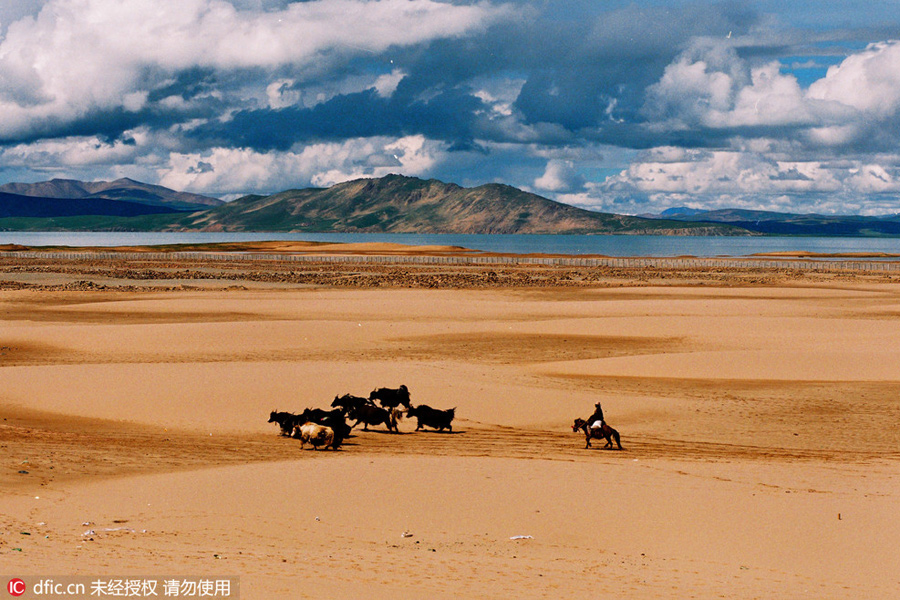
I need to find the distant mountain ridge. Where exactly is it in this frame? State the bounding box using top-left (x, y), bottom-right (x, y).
top-left (647, 207), bottom-right (900, 236)
top-left (169, 174), bottom-right (744, 235)
top-left (656, 207), bottom-right (708, 218)
top-left (0, 178), bottom-right (222, 211)
top-left (0, 190), bottom-right (192, 219)
top-left (2, 175), bottom-right (899, 236)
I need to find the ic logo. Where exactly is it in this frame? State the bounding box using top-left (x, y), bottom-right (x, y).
top-left (7, 579), bottom-right (26, 597)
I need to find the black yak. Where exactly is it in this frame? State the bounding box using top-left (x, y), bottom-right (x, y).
top-left (407, 404), bottom-right (455, 432)
top-left (347, 404), bottom-right (399, 432)
top-left (268, 410), bottom-right (300, 436)
top-left (369, 385), bottom-right (411, 409)
top-left (331, 394), bottom-right (373, 414)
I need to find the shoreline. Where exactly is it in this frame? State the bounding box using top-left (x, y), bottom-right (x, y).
top-left (4, 239), bottom-right (900, 259)
top-left (2, 251), bottom-right (899, 598)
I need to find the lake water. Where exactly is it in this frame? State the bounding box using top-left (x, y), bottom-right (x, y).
top-left (1, 231), bottom-right (900, 258)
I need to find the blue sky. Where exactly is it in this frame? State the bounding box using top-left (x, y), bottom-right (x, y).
top-left (1, 0), bottom-right (900, 215)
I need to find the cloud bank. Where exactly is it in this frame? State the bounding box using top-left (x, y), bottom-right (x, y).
top-left (1, 0), bottom-right (900, 215)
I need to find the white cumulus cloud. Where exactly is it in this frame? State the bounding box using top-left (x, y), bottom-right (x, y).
top-left (807, 40), bottom-right (900, 118)
top-left (644, 38), bottom-right (900, 143)
top-left (585, 146), bottom-right (900, 215)
top-left (534, 159), bottom-right (585, 193)
top-left (157, 135), bottom-right (448, 195)
top-left (0, 0), bottom-right (509, 139)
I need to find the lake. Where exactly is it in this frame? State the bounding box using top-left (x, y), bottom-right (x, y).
top-left (1, 231), bottom-right (900, 258)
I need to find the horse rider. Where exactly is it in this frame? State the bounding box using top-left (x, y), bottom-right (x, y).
top-left (588, 401), bottom-right (605, 430)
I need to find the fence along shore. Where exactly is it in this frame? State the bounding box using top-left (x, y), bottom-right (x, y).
top-left (2, 250), bottom-right (900, 273)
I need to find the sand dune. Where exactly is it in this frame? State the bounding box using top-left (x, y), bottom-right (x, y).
top-left (2, 271), bottom-right (900, 598)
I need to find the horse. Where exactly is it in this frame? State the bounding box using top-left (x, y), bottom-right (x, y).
top-left (572, 418), bottom-right (623, 450)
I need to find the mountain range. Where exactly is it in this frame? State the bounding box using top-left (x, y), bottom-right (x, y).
top-left (169, 175), bottom-right (741, 235)
top-left (648, 207), bottom-right (900, 236)
top-left (0, 177), bottom-right (222, 211)
top-left (0, 175), bottom-right (898, 236)
top-left (0, 177), bottom-right (223, 223)
top-left (0, 175), bottom-right (744, 235)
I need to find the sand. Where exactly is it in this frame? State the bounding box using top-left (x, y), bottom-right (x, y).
top-left (2, 250), bottom-right (900, 599)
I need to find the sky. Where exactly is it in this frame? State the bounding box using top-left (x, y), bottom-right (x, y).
top-left (1, 1), bottom-right (900, 215)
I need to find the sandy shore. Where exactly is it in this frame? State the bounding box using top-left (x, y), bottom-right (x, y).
top-left (2, 246), bottom-right (899, 598)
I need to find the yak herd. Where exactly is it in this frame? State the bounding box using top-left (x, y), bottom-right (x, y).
top-left (268, 384), bottom-right (625, 452)
top-left (267, 384), bottom-right (456, 451)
